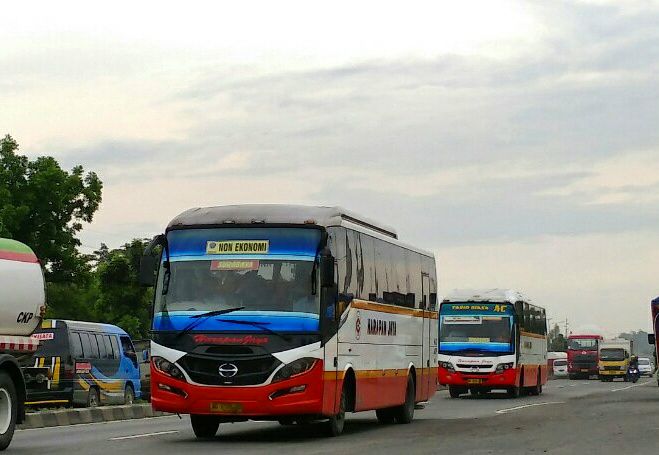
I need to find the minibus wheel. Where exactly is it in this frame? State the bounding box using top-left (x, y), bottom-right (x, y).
top-left (0, 372), bottom-right (17, 451)
top-left (124, 385), bottom-right (135, 405)
top-left (86, 388), bottom-right (100, 408)
top-left (190, 415), bottom-right (220, 439)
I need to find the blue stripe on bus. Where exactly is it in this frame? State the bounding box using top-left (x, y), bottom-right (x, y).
top-left (153, 311), bottom-right (320, 332)
top-left (439, 342), bottom-right (512, 353)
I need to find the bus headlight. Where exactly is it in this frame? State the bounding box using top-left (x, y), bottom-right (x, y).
top-left (272, 358), bottom-right (317, 383)
top-left (439, 361), bottom-right (455, 372)
top-left (152, 356), bottom-right (186, 381)
top-left (495, 362), bottom-right (514, 374)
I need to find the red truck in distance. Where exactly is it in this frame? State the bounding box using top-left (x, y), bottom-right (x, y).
top-left (567, 333), bottom-right (603, 379)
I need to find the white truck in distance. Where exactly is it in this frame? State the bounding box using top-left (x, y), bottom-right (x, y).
top-left (0, 238), bottom-right (46, 450)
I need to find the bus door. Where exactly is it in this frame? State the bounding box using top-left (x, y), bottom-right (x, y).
top-left (420, 273), bottom-right (431, 399)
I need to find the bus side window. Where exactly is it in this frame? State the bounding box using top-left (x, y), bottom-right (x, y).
top-left (359, 233), bottom-right (376, 301)
top-left (514, 302), bottom-right (525, 331)
top-left (104, 335), bottom-right (114, 359)
top-left (80, 333), bottom-right (93, 359)
top-left (71, 332), bottom-right (84, 359)
top-left (96, 334), bottom-right (108, 359)
top-left (407, 250), bottom-right (421, 309)
top-left (90, 333), bottom-right (100, 358)
top-left (110, 336), bottom-right (120, 361)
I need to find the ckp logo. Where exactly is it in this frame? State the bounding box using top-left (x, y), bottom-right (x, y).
top-left (16, 312), bottom-right (34, 324)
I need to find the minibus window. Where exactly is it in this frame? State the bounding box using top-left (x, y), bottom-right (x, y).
top-left (71, 332), bottom-right (84, 358)
top-left (96, 335), bottom-right (107, 359)
top-left (80, 333), bottom-right (93, 358)
top-left (110, 336), bottom-right (120, 359)
top-left (104, 336), bottom-right (114, 359)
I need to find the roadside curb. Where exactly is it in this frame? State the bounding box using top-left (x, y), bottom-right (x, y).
top-left (19, 403), bottom-right (169, 429)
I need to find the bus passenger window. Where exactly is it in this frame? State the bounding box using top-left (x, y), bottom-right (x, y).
top-left (71, 333), bottom-right (84, 359)
top-left (96, 334), bottom-right (108, 359)
top-left (80, 333), bottom-right (93, 359)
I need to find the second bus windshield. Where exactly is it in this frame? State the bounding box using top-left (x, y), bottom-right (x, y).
top-left (439, 314), bottom-right (513, 353)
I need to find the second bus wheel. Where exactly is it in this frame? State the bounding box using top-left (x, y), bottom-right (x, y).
top-left (190, 415), bottom-right (220, 439)
top-left (325, 385), bottom-right (346, 436)
top-left (394, 375), bottom-right (415, 424)
top-left (448, 386), bottom-right (463, 398)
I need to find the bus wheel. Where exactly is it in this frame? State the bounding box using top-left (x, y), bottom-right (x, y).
top-left (190, 415), bottom-right (220, 439)
top-left (0, 372), bottom-right (18, 451)
top-left (375, 408), bottom-right (396, 424)
top-left (86, 388), bottom-right (100, 408)
top-left (394, 375), bottom-right (415, 424)
top-left (124, 385), bottom-right (135, 405)
top-left (507, 386), bottom-right (521, 398)
top-left (448, 386), bottom-right (462, 398)
top-left (326, 385), bottom-right (346, 436)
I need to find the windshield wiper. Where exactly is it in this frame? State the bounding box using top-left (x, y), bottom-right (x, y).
top-left (215, 318), bottom-right (291, 342)
top-left (174, 307), bottom-right (245, 339)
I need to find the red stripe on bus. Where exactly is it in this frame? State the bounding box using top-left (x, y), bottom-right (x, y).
top-left (0, 250), bottom-right (38, 263)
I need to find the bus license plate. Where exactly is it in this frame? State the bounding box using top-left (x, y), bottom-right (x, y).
top-left (210, 402), bottom-right (243, 414)
top-left (467, 379), bottom-right (483, 385)
top-left (580, 369), bottom-right (589, 372)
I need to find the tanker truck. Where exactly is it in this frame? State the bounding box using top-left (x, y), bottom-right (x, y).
top-left (0, 238), bottom-right (46, 450)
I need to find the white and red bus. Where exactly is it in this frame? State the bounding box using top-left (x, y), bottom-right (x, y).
top-left (140, 205), bottom-right (438, 437)
top-left (438, 289), bottom-right (547, 398)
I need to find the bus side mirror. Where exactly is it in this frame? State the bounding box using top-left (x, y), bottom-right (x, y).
top-left (649, 334), bottom-right (655, 345)
top-left (319, 248), bottom-right (335, 288)
top-left (139, 255), bottom-right (158, 287)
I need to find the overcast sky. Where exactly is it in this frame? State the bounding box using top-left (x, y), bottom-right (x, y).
top-left (2, 0), bottom-right (658, 334)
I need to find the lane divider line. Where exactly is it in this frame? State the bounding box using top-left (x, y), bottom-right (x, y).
top-left (611, 380), bottom-right (651, 392)
top-left (109, 430), bottom-right (179, 441)
top-left (496, 401), bottom-right (565, 415)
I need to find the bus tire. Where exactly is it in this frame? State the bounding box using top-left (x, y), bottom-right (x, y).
top-left (507, 385), bottom-right (521, 398)
top-left (325, 384), bottom-right (346, 437)
top-left (448, 386), bottom-right (462, 398)
top-left (0, 372), bottom-right (18, 451)
top-left (375, 408), bottom-right (396, 424)
top-left (394, 375), bottom-right (415, 424)
top-left (124, 384), bottom-right (135, 405)
top-left (190, 415), bottom-right (220, 439)
top-left (86, 387), bottom-right (100, 408)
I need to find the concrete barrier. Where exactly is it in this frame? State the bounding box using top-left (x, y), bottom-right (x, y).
top-left (19, 404), bottom-right (169, 430)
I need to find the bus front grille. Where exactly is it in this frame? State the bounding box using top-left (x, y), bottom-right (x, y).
top-left (179, 354), bottom-right (282, 386)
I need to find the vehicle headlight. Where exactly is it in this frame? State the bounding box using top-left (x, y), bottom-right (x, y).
top-left (495, 362), bottom-right (514, 374)
top-left (152, 356), bottom-right (186, 381)
top-left (272, 358), bottom-right (317, 383)
top-left (439, 361), bottom-right (455, 372)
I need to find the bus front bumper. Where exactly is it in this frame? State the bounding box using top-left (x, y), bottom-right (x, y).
top-left (438, 367), bottom-right (517, 388)
top-left (151, 362), bottom-right (327, 417)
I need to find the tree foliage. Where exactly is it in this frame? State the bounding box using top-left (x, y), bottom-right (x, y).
top-left (548, 324), bottom-right (568, 351)
top-left (0, 134), bottom-right (102, 281)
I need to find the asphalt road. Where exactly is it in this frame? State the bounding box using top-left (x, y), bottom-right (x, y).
top-left (11, 377), bottom-right (659, 454)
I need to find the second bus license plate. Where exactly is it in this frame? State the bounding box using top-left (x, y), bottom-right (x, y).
top-left (210, 402), bottom-right (243, 414)
top-left (466, 378), bottom-right (483, 385)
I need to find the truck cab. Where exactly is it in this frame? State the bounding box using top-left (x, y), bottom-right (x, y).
top-left (598, 339), bottom-right (633, 382)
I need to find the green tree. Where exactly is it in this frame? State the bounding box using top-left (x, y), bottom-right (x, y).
top-left (0, 134), bottom-right (102, 281)
top-left (548, 324), bottom-right (567, 351)
top-left (94, 239), bottom-right (153, 338)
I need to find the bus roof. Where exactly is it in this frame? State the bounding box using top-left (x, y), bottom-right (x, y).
top-left (442, 289), bottom-right (529, 304)
top-left (43, 320), bottom-right (130, 336)
top-left (167, 204), bottom-right (398, 239)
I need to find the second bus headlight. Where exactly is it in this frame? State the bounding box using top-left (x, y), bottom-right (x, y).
top-left (272, 358), bottom-right (317, 382)
top-left (152, 356), bottom-right (186, 381)
top-left (495, 362), bottom-right (514, 374)
top-left (439, 361), bottom-right (455, 372)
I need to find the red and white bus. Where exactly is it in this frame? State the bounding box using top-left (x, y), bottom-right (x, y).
top-left (140, 205), bottom-right (438, 437)
top-left (648, 296), bottom-right (659, 386)
top-left (438, 289), bottom-right (547, 398)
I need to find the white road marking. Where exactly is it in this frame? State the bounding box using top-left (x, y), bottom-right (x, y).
top-left (611, 380), bottom-right (651, 392)
top-left (496, 401), bottom-right (565, 415)
top-left (109, 430), bottom-right (179, 441)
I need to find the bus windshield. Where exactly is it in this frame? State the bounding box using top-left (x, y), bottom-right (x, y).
top-left (568, 338), bottom-right (598, 350)
top-left (155, 259), bottom-right (318, 315)
top-left (439, 315), bottom-right (513, 354)
top-left (599, 348), bottom-right (626, 361)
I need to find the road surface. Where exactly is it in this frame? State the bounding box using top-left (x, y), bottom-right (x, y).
top-left (11, 378), bottom-right (658, 454)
